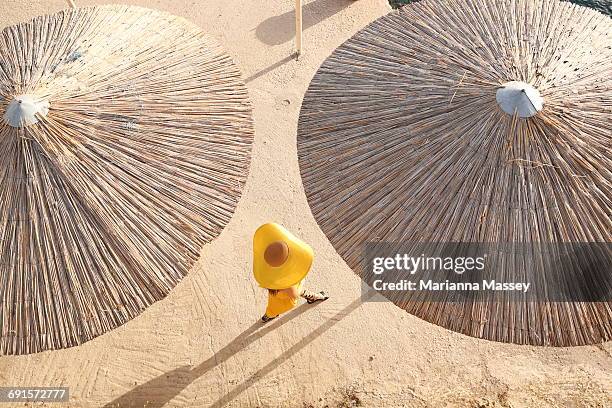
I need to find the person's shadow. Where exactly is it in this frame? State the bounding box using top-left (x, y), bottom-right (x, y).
top-left (101, 293), bottom-right (372, 407)
top-left (100, 304), bottom-right (310, 408)
top-left (255, 0), bottom-right (355, 46)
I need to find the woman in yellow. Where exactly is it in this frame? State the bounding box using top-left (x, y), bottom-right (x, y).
top-left (253, 223), bottom-right (328, 323)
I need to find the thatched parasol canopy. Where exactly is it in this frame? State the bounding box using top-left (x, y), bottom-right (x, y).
top-left (298, 0), bottom-right (611, 346)
top-left (0, 5), bottom-right (253, 355)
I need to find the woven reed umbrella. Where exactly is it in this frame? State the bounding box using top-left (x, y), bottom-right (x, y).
top-left (0, 5), bottom-right (253, 355)
top-left (298, 0), bottom-right (611, 346)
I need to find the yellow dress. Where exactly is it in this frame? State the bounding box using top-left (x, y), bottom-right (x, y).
top-left (265, 281), bottom-right (302, 317)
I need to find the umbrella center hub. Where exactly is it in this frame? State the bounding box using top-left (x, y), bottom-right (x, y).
top-left (3, 95), bottom-right (50, 128)
top-left (496, 81), bottom-right (543, 118)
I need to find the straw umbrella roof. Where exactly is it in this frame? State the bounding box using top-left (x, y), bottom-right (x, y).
top-left (0, 5), bottom-right (253, 355)
top-left (298, 0), bottom-right (611, 346)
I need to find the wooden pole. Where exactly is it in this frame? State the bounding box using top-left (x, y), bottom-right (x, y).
top-left (295, 0), bottom-right (303, 58)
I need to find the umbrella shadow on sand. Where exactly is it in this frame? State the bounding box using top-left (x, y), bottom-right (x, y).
top-left (102, 294), bottom-right (371, 407)
top-left (255, 0), bottom-right (355, 46)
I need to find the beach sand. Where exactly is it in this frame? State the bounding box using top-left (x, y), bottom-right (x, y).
top-left (0, 0), bottom-right (610, 406)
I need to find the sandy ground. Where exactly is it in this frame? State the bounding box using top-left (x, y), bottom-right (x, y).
top-left (0, 0), bottom-right (611, 407)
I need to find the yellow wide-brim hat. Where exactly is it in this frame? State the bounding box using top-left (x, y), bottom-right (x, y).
top-left (253, 223), bottom-right (314, 290)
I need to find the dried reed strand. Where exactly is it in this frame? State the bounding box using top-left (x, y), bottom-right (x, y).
top-left (297, 0), bottom-right (611, 346)
top-left (0, 5), bottom-right (253, 355)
